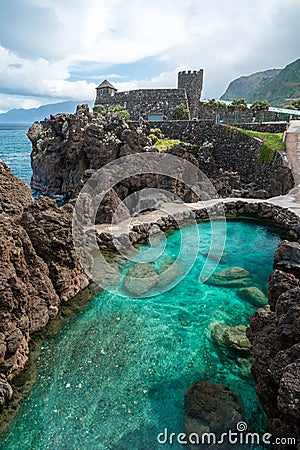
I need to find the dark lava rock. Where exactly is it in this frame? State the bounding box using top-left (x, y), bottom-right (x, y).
top-left (0, 375), bottom-right (13, 407)
top-left (268, 270), bottom-right (300, 311)
top-left (0, 161), bottom-right (90, 404)
top-left (248, 267), bottom-right (300, 448)
top-left (274, 240), bottom-right (300, 277)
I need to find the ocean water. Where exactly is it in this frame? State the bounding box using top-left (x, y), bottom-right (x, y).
top-left (0, 124), bottom-right (32, 185)
top-left (0, 220), bottom-right (281, 450)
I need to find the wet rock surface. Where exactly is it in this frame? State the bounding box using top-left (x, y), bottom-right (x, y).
top-left (237, 286), bottom-right (267, 307)
top-left (123, 263), bottom-right (159, 297)
top-left (212, 323), bottom-right (253, 357)
top-left (206, 266), bottom-right (251, 287)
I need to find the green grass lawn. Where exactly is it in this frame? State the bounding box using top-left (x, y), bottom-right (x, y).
top-left (235, 128), bottom-right (286, 164)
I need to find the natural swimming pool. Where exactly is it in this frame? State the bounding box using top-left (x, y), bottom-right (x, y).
top-left (0, 220), bottom-right (282, 450)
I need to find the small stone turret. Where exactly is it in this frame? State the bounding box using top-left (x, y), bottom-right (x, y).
top-left (178, 70), bottom-right (203, 119)
top-left (95, 80), bottom-right (118, 103)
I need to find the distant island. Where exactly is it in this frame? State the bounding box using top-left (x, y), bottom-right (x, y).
top-left (0, 100), bottom-right (93, 124)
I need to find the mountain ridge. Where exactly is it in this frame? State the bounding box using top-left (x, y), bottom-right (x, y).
top-left (220, 68), bottom-right (281, 102)
top-left (221, 59), bottom-right (300, 106)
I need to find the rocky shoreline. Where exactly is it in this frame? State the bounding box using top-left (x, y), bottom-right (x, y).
top-left (1, 158), bottom-right (299, 446)
top-left (0, 160), bottom-right (90, 409)
top-left (0, 109), bottom-right (299, 447)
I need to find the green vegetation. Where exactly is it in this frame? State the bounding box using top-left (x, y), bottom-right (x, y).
top-left (93, 104), bottom-right (131, 121)
top-left (149, 127), bottom-right (190, 151)
top-left (222, 59), bottom-right (300, 107)
top-left (203, 98), bottom-right (270, 113)
top-left (247, 59), bottom-right (300, 106)
top-left (220, 69), bottom-right (280, 102)
top-left (227, 98), bottom-right (248, 109)
top-left (285, 99), bottom-right (300, 110)
top-left (93, 105), bottom-right (108, 115)
top-left (172, 103), bottom-right (190, 120)
top-left (153, 138), bottom-right (181, 152)
top-left (250, 100), bottom-right (270, 111)
top-left (203, 99), bottom-right (228, 109)
top-left (149, 127), bottom-right (163, 144)
top-left (234, 128), bottom-right (285, 165)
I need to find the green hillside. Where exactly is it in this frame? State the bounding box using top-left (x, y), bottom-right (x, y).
top-left (221, 59), bottom-right (300, 107)
top-left (220, 69), bottom-right (280, 101)
top-left (246, 59), bottom-right (300, 106)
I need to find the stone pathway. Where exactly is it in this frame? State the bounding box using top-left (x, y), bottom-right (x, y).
top-left (284, 120), bottom-right (300, 186)
top-left (268, 120), bottom-right (300, 217)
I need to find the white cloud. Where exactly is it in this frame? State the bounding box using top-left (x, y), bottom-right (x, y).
top-left (0, 46), bottom-right (96, 102)
top-left (0, 0), bottom-right (299, 111)
top-left (113, 70), bottom-right (179, 92)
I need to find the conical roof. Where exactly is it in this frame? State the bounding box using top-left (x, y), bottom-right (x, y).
top-left (97, 79), bottom-right (117, 90)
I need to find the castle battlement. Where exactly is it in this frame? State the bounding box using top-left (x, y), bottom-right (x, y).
top-left (95, 70), bottom-right (204, 120)
top-left (178, 70), bottom-right (201, 75)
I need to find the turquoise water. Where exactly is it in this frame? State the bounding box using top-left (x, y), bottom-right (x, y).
top-left (0, 220), bottom-right (281, 450)
top-left (0, 124), bottom-right (32, 185)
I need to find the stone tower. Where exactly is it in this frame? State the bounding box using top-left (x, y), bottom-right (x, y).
top-left (177, 70), bottom-right (203, 119)
top-left (95, 80), bottom-right (118, 104)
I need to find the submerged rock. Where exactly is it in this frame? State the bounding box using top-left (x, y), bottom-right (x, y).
top-left (123, 263), bottom-right (159, 297)
top-left (212, 322), bottom-right (253, 357)
top-left (184, 380), bottom-right (243, 449)
top-left (207, 267), bottom-right (251, 287)
top-left (237, 286), bottom-right (267, 307)
top-left (155, 258), bottom-right (181, 289)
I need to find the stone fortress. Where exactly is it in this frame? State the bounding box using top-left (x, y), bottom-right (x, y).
top-left (94, 70), bottom-right (204, 120)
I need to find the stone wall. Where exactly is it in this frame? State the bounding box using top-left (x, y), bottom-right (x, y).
top-left (199, 104), bottom-right (290, 125)
top-left (95, 88), bottom-right (188, 121)
top-left (237, 122), bottom-right (288, 133)
top-left (95, 70), bottom-right (203, 120)
top-left (150, 120), bottom-right (293, 197)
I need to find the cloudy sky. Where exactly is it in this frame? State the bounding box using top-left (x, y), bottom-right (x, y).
top-left (0, 0), bottom-right (299, 112)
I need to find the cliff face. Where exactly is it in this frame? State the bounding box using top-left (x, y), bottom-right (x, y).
top-left (220, 68), bottom-right (280, 102)
top-left (221, 59), bottom-right (300, 107)
top-left (28, 105), bottom-right (294, 204)
top-left (0, 160), bottom-right (90, 407)
top-left (247, 242), bottom-right (300, 447)
top-left (28, 104), bottom-right (150, 200)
